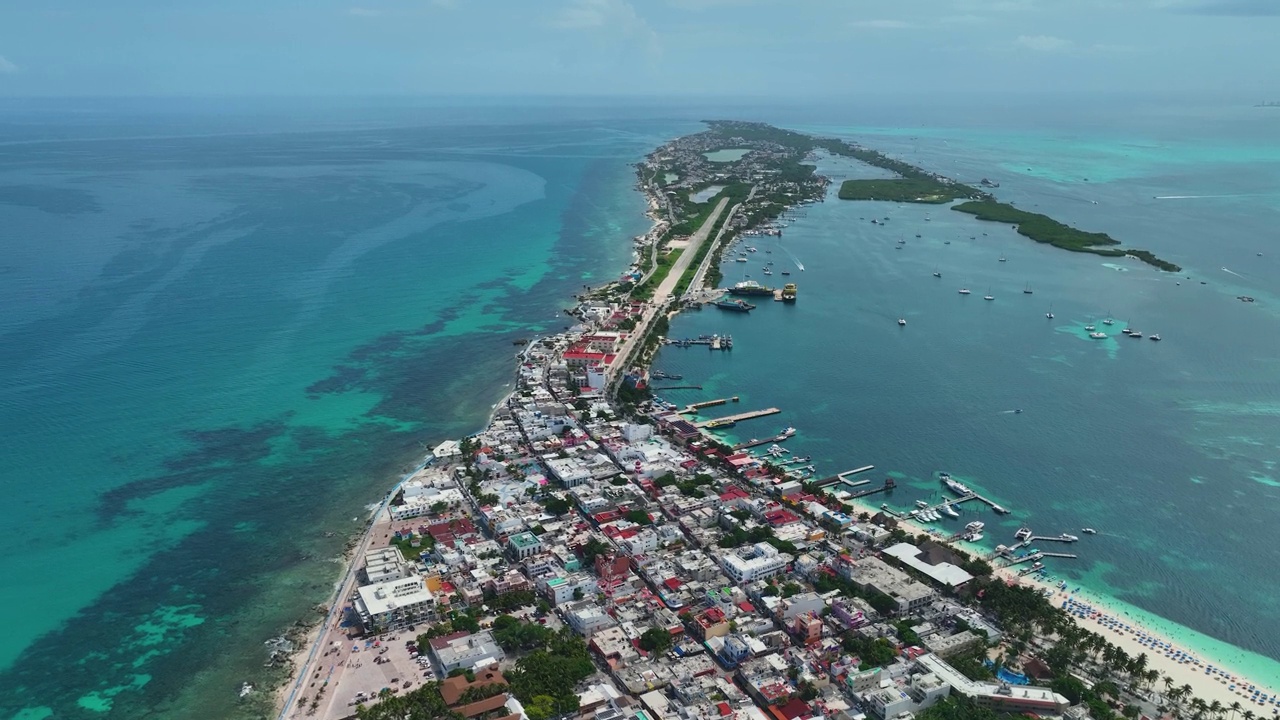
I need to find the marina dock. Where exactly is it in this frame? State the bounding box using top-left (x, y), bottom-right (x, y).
top-left (693, 407), bottom-right (781, 428)
top-left (678, 397), bottom-right (739, 414)
top-left (652, 385), bottom-right (703, 391)
top-left (732, 431), bottom-right (795, 451)
top-left (665, 335), bottom-right (733, 350)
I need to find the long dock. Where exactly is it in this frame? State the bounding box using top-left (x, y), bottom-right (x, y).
top-left (653, 385), bottom-right (703, 391)
top-left (694, 407), bottom-right (781, 428)
top-left (679, 397), bottom-right (739, 414)
top-left (733, 432), bottom-right (795, 451)
top-left (813, 465), bottom-right (876, 487)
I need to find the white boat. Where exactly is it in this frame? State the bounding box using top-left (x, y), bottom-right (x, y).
top-left (1061, 533), bottom-right (1080, 542)
top-left (1150, 333), bottom-right (1161, 341)
top-left (959, 288), bottom-right (971, 295)
top-left (1089, 332), bottom-right (1107, 339)
top-left (944, 477), bottom-right (972, 496)
top-left (933, 269), bottom-right (942, 278)
top-left (735, 257), bottom-right (748, 262)
top-left (999, 256), bottom-right (1007, 262)
top-left (239, 683), bottom-right (254, 699)
top-left (942, 503), bottom-right (959, 518)
top-left (1082, 527), bottom-right (1097, 534)
top-left (966, 532), bottom-right (984, 542)
top-left (1014, 526), bottom-right (1033, 541)
top-left (1128, 331), bottom-right (1143, 338)
top-left (898, 318), bottom-right (906, 326)
top-left (1084, 324), bottom-right (1095, 331)
top-left (966, 520), bottom-right (986, 532)
top-left (1102, 317), bottom-right (1115, 326)
top-left (984, 288), bottom-right (995, 301)
top-left (916, 500), bottom-right (929, 508)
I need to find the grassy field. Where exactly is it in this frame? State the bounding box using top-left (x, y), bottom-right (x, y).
top-left (838, 178), bottom-right (973, 204)
top-left (952, 200), bottom-right (1180, 272)
top-left (631, 248), bottom-right (683, 299)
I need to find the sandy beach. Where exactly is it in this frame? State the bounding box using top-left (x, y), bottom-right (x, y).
top-left (851, 498), bottom-right (1280, 714)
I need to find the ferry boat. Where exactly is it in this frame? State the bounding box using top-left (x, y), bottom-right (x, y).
top-left (1089, 332), bottom-right (1107, 339)
top-left (1015, 526), bottom-right (1033, 541)
top-left (705, 418), bottom-right (737, 429)
top-left (898, 318), bottom-right (906, 326)
top-left (781, 283), bottom-right (797, 302)
top-left (959, 288), bottom-right (971, 295)
top-left (728, 280), bottom-right (774, 296)
top-left (714, 299), bottom-right (755, 312)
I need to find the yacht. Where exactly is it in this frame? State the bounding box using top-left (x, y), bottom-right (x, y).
top-left (1149, 333), bottom-right (1161, 341)
top-left (966, 532), bottom-right (984, 542)
top-left (959, 288), bottom-right (971, 295)
top-left (1014, 526), bottom-right (1033, 541)
top-left (1061, 533), bottom-right (1080, 542)
top-left (1084, 324), bottom-right (1095, 331)
top-left (781, 271), bottom-right (791, 276)
top-left (898, 318), bottom-right (907, 326)
top-left (966, 521), bottom-right (986, 533)
top-left (735, 257), bottom-right (748, 262)
top-left (1089, 332), bottom-right (1107, 339)
top-left (942, 503), bottom-right (960, 518)
top-left (916, 500), bottom-right (930, 508)
top-left (1128, 330), bottom-right (1143, 338)
top-left (999, 256), bottom-right (1007, 262)
top-left (763, 268), bottom-right (773, 276)
top-left (944, 477), bottom-right (972, 496)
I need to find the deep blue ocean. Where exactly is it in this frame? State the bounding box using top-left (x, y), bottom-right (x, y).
top-left (1, 96), bottom-right (1278, 718)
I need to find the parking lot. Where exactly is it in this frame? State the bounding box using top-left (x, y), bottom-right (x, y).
top-left (309, 631), bottom-right (438, 720)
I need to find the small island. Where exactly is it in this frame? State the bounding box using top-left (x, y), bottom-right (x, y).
top-left (837, 178), bottom-right (978, 204)
top-left (953, 201), bottom-right (1182, 272)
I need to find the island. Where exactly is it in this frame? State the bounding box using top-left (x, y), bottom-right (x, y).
top-left (274, 122), bottom-right (1248, 720)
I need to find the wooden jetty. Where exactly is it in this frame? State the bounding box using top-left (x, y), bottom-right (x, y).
top-left (678, 397), bottom-right (739, 415)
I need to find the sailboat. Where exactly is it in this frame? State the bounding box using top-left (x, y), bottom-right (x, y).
top-left (984, 287), bottom-right (995, 301)
top-left (1023, 283), bottom-right (1033, 294)
top-left (1102, 310), bottom-right (1115, 326)
top-left (1045, 304), bottom-right (1054, 319)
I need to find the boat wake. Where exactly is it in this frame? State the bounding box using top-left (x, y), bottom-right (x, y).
top-left (1154, 194), bottom-right (1255, 200)
top-left (1221, 267), bottom-right (1245, 278)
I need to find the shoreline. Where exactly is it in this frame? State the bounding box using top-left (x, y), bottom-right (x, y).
top-left (842, 493), bottom-right (1280, 712)
top-left (276, 120), bottom-right (1277, 719)
top-left (270, 156), bottom-right (672, 720)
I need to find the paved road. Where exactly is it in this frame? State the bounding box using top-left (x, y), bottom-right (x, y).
top-left (608, 197), bottom-right (730, 386)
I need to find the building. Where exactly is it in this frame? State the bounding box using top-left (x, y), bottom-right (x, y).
top-left (363, 546), bottom-right (407, 584)
top-left (540, 573), bottom-right (599, 606)
top-left (508, 531), bottom-right (543, 560)
top-left (721, 543), bottom-right (792, 583)
top-left (865, 670), bottom-right (950, 720)
top-left (923, 631), bottom-right (983, 658)
top-left (564, 601), bottom-right (618, 637)
top-left (916, 654), bottom-right (1069, 715)
top-left (882, 543), bottom-right (974, 588)
top-left (430, 631), bottom-right (507, 674)
top-left (846, 556), bottom-right (936, 613)
top-left (353, 576), bottom-right (437, 631)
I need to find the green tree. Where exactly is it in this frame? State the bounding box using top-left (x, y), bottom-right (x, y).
top-left (639, 628), bottom-right (674, 654)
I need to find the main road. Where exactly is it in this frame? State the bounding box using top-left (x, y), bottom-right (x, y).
top-left (608, 197), bottom-right (731, 386)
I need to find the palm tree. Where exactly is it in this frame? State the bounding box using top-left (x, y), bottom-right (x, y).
top-left (1229, 701), bottom-right (1242, 720)
top-left (1190, 697), bottom-right (1208, 720)
top-left (1209, 700), bottom-right (1224, 720)
top-left (1242, 710), bottom-right (1256, 720)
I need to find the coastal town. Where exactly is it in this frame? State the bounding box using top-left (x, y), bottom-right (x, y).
top-left (274, 123), bottom-right (1279, 720)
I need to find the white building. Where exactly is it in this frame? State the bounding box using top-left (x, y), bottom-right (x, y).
top-left (721, 543), bottom-right (792, 583)
top-left (353, 576), bottom-right (437, 631)
top-left (545, 457), bottom-right (593, 487)
top-left (363, 546), bottom-right (407, 585)
top-left (429, 631), bottom-right (506, 673)
top-left (882, 543), bottom-right (974, 588)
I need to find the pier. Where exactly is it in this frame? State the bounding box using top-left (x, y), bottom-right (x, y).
top-left (678, 397), bottom-right (739, 414)
top-left (693, 407), bottom-right (781, 428)
top-left (665, 334), bottom-right (733, 350)
top-left (652, 385), bottom-right (703, 391)
top-left (732, 431), bottom-right (795, 451)
top-left (813, 465), bottom-right (876, 487)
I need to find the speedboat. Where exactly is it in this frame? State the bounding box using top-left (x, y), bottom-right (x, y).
top-left (966, 532), bottom-right (984, 542)
top-left (999, 256), bottom-right (1007, 262)
top-left (933, 269), bottom-right (941, 278)
top-left (916, 500), bottom-right (929, 508)
top-left (959, 288), bottom-right (971, 295)
top-left (1061, 533), bottom-right (1080, 542)
top-left (1014, 409), bottom-right (1023, 414)
top-left (898, 318), bottom-right (907, 326)
top-left (1082, 528), bottom-right (1097, 534)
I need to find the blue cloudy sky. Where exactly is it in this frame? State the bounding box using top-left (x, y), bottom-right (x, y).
top-left (0, 0), bottom-right (1276, 96)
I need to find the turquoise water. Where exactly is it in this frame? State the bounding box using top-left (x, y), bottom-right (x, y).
top-left (0, 103), bottom-right (683, 719)
top-left (704, 148), bottom-right (750, 162)
top-left (657, 106), bottom-right (1280, 680)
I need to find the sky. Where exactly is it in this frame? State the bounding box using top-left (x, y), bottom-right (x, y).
top-left (0, 0), bottom-right (1277, 97)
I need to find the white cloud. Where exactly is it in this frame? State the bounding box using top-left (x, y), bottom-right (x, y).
top-left (0, 55), bottom-right (17, 74)
top-left (849, 19), bottom-right (912, 29)
top-left (548, 0), bottom-right (662, 61)
top-left (348, 7), bottom-right (383, 16)
top-left (1014, 34), bottom-right (1073, 52)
